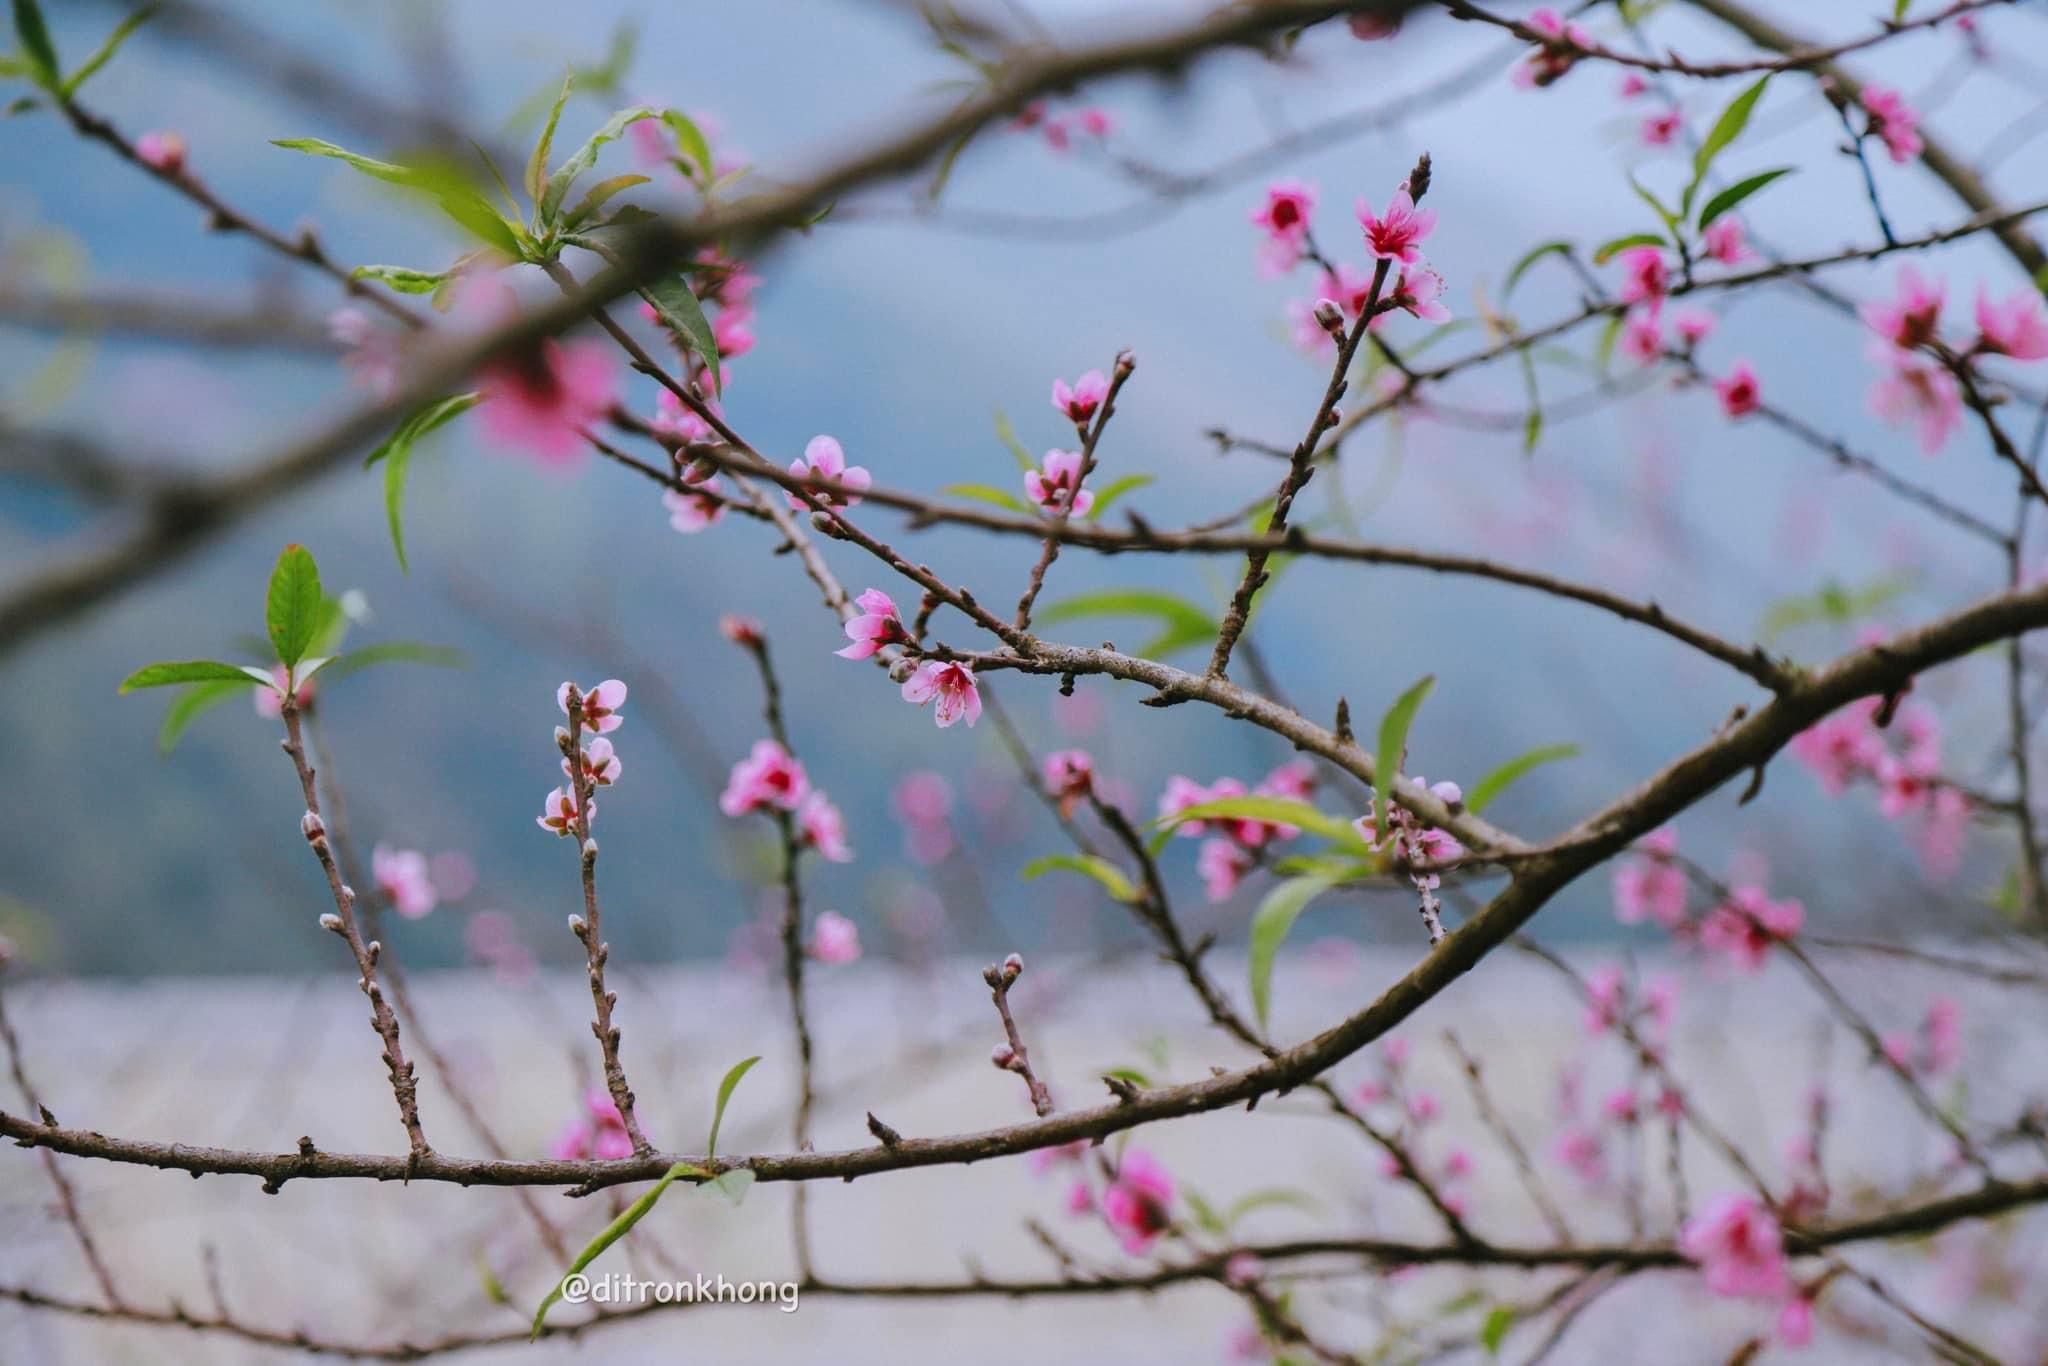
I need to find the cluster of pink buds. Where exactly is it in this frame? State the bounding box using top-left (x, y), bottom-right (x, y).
top-left (1611, 826), bottom-right (1688, 929)
top-left (1880, 995), bottom-right (1964, 1079)
top-left (1009, 102), bottom-right (1113, 153)
top-left (1509, 8), bottom-right (1594, 89)
top-left (1263, 159), bottom-right (1449, 357)
top-left (1788, 693), bottom-right (1969, 875)
top-left (1353, 1038), bottom-right (1474, 1216)
top-left (1159, 760), bottom-right (1317, 901)
top-left (808, 909), bottom-right (862, 964)
top-left (1679, 1193), bottom-right (1814, 1347)
top-left (549, 1085), bottom-right (635, 1161)
top-left (538, 680), bottom-right (626, 836)
top-left (1042, 749), bottom-right (1094, 818)
top-left (1354, 776), bottom-right (1464, 942)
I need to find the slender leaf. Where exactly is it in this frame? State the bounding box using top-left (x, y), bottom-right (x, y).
top-left (1482, 1306), bottom-right (1518, 1354)
top-left (271, 136), bottom-right (419, 185)
top-left (1626, 174), bottom-right (1678, 233)
top-left (323, 641), bottom-right (466, 681)
top-left (639, 275), bottom-right (720, 394)
top-left (991, 408), bottom-right (1036, 471)
top-left (364, 392), bottom-right (481, 572)
top-left (1591, 232), bottom-right (1664, 266)
top-left (1691, 75), bottom-right (1770, 187)
top-left (704, 1169), bottom-right (756, 1205)
top-left (1249, 874), bottom-right (1340, 1030)
top-left (119, 660), bottom-right (265, 693)
top-left (1224, 1187), bottom-right (1320, 1226)
top-left (60, 3), bottom-right (154, 95)
top-left (350, 264), bottom-right (448, 295)
top-left (706, 1055), bottom-right (761, 1160)
top-left (1022, 853), bottom-right (1138, 903)
top-left (1086, 473), bottom-right (1154, 521)
top-left (525, 73), bottom-right (574, 207)
top-left (1466, 744), bottom-right (1579, 813)
top-left (155, 678), bottom-right (249, 753)
top-left (1374, 675), bottom-right (1436, 803)
top-left (265, 544), bottom-right (323, 667)
top-left (9, 0), bottom-right (57, 87)
top-left (943, 482), bottom-right (1033, 514)
top-left (562, 173), bottom-right (649, 230)
top-left (1503, 240), bottom-right (1572, 299)
top-left (1154, 796), bottom-right (1364, 848)
top-left (530, 1160), bottom-right (709, 1338)
top-left (1523, 408), bottom-right (1543, 454)
top-left (540, 105), bottom-right (656, 222)
top-left (660, 110), bottom-right (714, 181)
top-left (1696, 166), bottom-right (1793, 230)
top-left (1035, 589), bottom-right (1216, 654)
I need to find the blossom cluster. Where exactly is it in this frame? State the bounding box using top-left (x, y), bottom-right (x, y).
top-left (1787, 693), bottom-right (1970, 876)
top-left (1158, 760), bottom-right (1317, 901)
top-left (538, 679), bottom-right (627, 837)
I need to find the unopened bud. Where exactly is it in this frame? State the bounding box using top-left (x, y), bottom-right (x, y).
top-left (1406, 151), bottom-right (1432, 203)
top-left (1114, 348), bottom-right (1136, 377)
top-left (887, 656), bottom-right (918, 684)
top-left (582, 838), bottom-right (599, 858)
top-left (990, 1044), bottom-right (1017, 1071)
top-left (809, 510), bottom-right (845, 537)
top-left (318, 913), bottom-right (342, 932)
top-left (301, 811), bottom-right (326, 842)
top-left (1314, 299), bottom-right (1344, 334)
top-left (1002, 952), bottom-right (1024, 983)
top-left (568, 914), bottom-right (587, 935)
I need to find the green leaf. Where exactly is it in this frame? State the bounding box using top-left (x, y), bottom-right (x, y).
top-left (265, 544), bottom-right (323, 668)
top-left (60, 4), bottom-right (153, 95)
top-left (540, 105), bottom-right (656, 223)
top-left (271, 140), bottom-right (521, 257)
top-left (1691, 75), bottom-right (1770, 188)
top-left (706, 1055), bottom-right (760, 1160)
top-left (639, 275), bottom-right (720, 394)
top-left (1249, 874), bottom-right (1339, 1030)
top-left (705, 1169), bottom-right (756, 1205)
top-left (1022, 853), bottom-right (1139, 903)
top-left (155, 678), bottom-right (250, 754)
top-left (1503, 240), bottom-right (1572, 299)
top-left (1086, 473), bottom-right (1153, 521)
top-left (526, 73), bottom-right (574, 208)
top-left (660, 109), bottom-right (714, 182)
top-left (1374, 675), bottom-right (1436, 804)
top-left (1591, 232), bottom-right (1665, 266)
top-left (1035, 589), bottom-right (1217, 659)
top-left (323, 640), bottom-right (466, 681)
top-left (992, 408), bottom-right (1036, 471)
top-left (943, 482), bottom-right (1033, 514)
top-left (1696, 166), bottom-right (1793, 230)
top-left (562, 173), bottom-right (650, 230)
top-left (119, 660), bottom-right (268, 693)
top-left (1224, 1187), bottom-right (1319, 1226)
top-left (1759, 571), bottom-right (1914, 641)
top-left (271, 136), bottom-right (420, 185)
top-left (1154, 796), bottom-right (1364, 848)
top-left (530, 1160), bottom-right (710, 1338)
top-left (1594, 312), bottom-right (1626, 376)
top-left (1627, 174), bottom-right (1680, 233)
top-left (1182, 1189), bottom-right (1228, 1235)
top-left (9, 0), bottom-right (57, 88)
top-left (350, 264), bottom-right (448, 296)
top-left (1482, 1306), bottom-right (1518, 1354)
top-left (365, 392), bottom-right (481, 572)
top-left (1522, 408), bottom-right (1543, 454)
top-left (1466, 744), bottom-right (1579, 814)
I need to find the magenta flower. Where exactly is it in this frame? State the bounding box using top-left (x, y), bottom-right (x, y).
top-left (1356, 190), bottom-right (1437, 265)
top-left (1714, 360), bottom-right (1761, 418)
top-left (662, 470), bottom-right (727, 534)
top-left (1861, 85), bottom-right (1923, 163)
top-left (1258, 759), bottom-right (1315, 803)
top-left (479, 339), bottom-right (616, 466)
top-left (1377, 264), bottom-right (1451, 326)
top-left (902, 659), bottom-right (982, 728)
top-left (837, 588), bottom-right (907, 660)
top-left (1699, 886), bottom-right (1803, 972)
top-left (552, 1086), bottom-right (635, 1161)
top-left (720, 614), bottom-right (764, 645)
top-left (1552, 1127), bottom-right (1606, 1185)
top-left (720, 739), bottom-right (812, 815)
top-left (787, 435), bottom-right (871, 511)
top-left (136, 129), bottom-right (187, 175)
top-left (1680, 1193), bottom-right (1791, 1300)
top-left (653, 388), bottom-right (720, 444)
top-left (1025, 448), bottom-right (1094, 518)
top-left (1198, 837), bottom-right (1253, 902)
top-left (1615, 246), bottom-right (1669, 306)
top-left (797, 791), bottom-right (853, 863)
top-left (372, 845), bottom-right (438, 919)
top-left (1618, 73), bottom-right (1649, 99)
top-left (1671, 308), bottom-right (1716, 346)
top-left (1777, 1297), bottom-right (1815, 1348)
top-left (559, 679), bottom-right (627, 734)
top-left (712, 305), bottom-right (754, 362)
top-left (1973, 285), bottom-right (2048, 360)
top-left (1620, 308), bottom-right (1664, 365)
top-left (1100, 1148), bottom-right (1175, 1253)
top-left (1701, 217), bottom-right (1752, 265)
top-left (1251, 180), bottom-right (1317, 274)
top-left (1510, 8), bottom-right (1594, 88)
top-left (536, 786), bottom-right (588, 836)
top-left (808, 910), bottom-right (862, 964)
top-left (1052, 370), bottom-right (1110, 425)
top-left (1613, 827), bottom-right (1687, 929)
top-left (1868, 348), bottom-right (1961, 454)
top-left (1640, 109), bottom-right (1681, 146)
top-left (1043, 749), bottom-right (1095, 817)
top-left (562, 736), bottom-right (622, 788)
top-left (1861, 265), bottom-right (1945, 349)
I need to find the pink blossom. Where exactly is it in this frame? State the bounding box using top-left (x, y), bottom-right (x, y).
top-left (1602, 1087), bottom-right (1640, 1124)
top-left (1584, 963), bottom-right (1627, 1034)
top-left (809, 910), bottom-right (862, 964)
top-left (1511, 8), bottom-right (1593, 88)
top-left (661, 469), bottom-right (726, 533)
top-left (1258, 759), bottom-right (1315, 803)
top-left (430, 851), bottom-right (477, 901)
top-left (1377, 264), bottom-right (1451, 326)
top-left (1640, 109), bottom-right (1682, 146)
top-left (1861, 265), bottom-right (1945, 349)
top-left (1101, 1148), bottom-right (1175, 1253)
top-left (1615, 246), bottom-right (1669, 306)
top-left (719, 739), bottom-right (812, 816)
top-left (1714, 360), bottom-right (1761, 418)
top-left (1198, 838), bottom-right (1253, 901)
top-left (328, 308), bottom-right (401, 398)
top-left (373, 845), bottom-right (438, 919)
top-left (466, 911), bottom-right (535, 983)
top-left (479, 339), bottom-right (616, 466)
top-left (1620, 308), bottom-right (1664, 365)
top-left (902, 659), bottom-right (982, 728)
top-left (1618, 73), bottom-right (1649, 99)
top-left (1923, 996), bottom-right (1963, 1075)
top-left (1671, 308), bottom-right (1716, 346)
top-left (787, 435), bottom-right (871, 511)
top-left (1052, 370), bottom-right (1110, 425)
top-left (720, 614), bottom-right (763, 645)
top-left (1644, 973), bottom-right (1680, 1035)
top-left (837, 589), bottom-right (907, 661)
top-left (1973, 285), bottom-right (2048, 361)
top-left (1063, 1179), bottom-right (1094, 1215)
top-left (1442, 1147), bottom-right (1473, 1179)
top-left (1251, 181), bottom-right (1317, 274)
top-left (1348, 12), bottom-right (1400, 40)
top-left (562, 736), bottom-right (622, 788)
top-left (1356, 190), bottom-right (1437, 265)
top-left (1025, 448), bottom-right (1095, 517)
top-left (1044, 749), bottom-right (1095, 817)
top-left (1613, 827), bottom-right (1687, 928)
top-left (1789, 701), bottom-right (1886, 794)
top-left (1874, 754), bottom-right (1933, 818)
top-left (1862, 85), bottom-right (1923, 163)
top-left (1553, 1127), bottom-right (1606, 1184)
top-left (1408, 1090), bottom-right (1441, 1124)
top-left (797, 791), bottom-right (853, 862)
top-left (536, 786), bottom-right (587, 836)
top-left (1699, 886), bottom-right (1803, 972)
top-left (1777, 1296), bottom-right (1815, 1348)
top-left (711, 305), bottom-right (754, 362)
top-left (1915, 786), bottom-right (1971, 879)
top-left (559, 679), bottom-right (627, 734)
top-left (136, 130), bottom-right (187, 174)
top-left (1680, 1193), bottom-right (1791, 1300)
top-left (1701, 217), bottom-right (1752, 265)
top-left (652, 388), bottom-right (719, 444)
top-left (1075, 108), bottom-right (1114, 139)
top-left (1027, 1139), bottom-right (1088, 1177)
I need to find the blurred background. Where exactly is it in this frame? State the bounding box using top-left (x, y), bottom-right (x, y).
top-left (2, 0), bottom-right (2045, 977)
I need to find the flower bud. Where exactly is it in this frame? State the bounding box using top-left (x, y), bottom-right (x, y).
top-left (301, 811), bottom-right (326, 842)
top-left (887, 657), bottom-right (918, 684)
top-left (1314, 299), bottom-right (1344, 334)
top-left (1002, 952), bottom-right (1024, 983)
top-left (318, 913), bottom-right (343, 933)
top-left (990, 1043), bottom-right (1017, 1071)
top-left (568, 914), bottom-right (587, 935)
